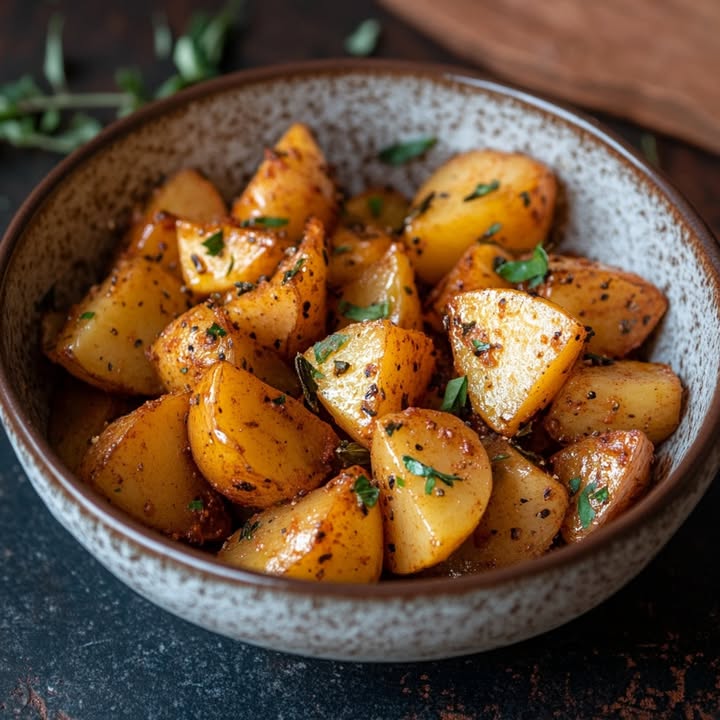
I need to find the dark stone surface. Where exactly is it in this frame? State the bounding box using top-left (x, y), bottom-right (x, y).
top-left (1, 1), bottom-right (719, 717)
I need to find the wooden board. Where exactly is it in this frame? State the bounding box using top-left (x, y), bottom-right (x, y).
top-left (380, 0), bottom-right (720, 154)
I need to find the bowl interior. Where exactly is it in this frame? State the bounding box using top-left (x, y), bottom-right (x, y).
top-left (1, 63), bottom-right (719, 577)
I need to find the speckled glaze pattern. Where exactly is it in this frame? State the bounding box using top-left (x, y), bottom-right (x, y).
top-left (1, 62), bottom-right (719, 661)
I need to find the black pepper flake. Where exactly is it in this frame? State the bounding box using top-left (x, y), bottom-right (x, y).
top-left (318, 553), bottom-right (333, 564)
top-left (543, 487), bottom-right (552, 500)
top-left (537, 508), bottom-right (551, 519)
top-left (388, 543), bottom-right (396, 553)
top-left (134, 338), bottom-right (143, 348)
top-left (190, 253), bottom-right (204, 272)
top-left (360, 404), bottom-right (377, 417)
top-left (364, 383), bottom-right (379, 399)
top-left (587, 390), bottom-right (597, 399)
top-left (510, 527), bottom-right (521, 540)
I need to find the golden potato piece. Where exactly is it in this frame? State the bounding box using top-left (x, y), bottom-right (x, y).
top-left (217, 466), bottom-right (383, 583)
top-left (371, 407), bottom-right (493, 574)
top-left (224, 217), bottom-right (328, 359)
top-left (187, 362), bottom-right (339, 507)
top-left (551, 430), bottom-right (654, 543)
top-left (302, 320), bottom-right (435, 447)
top-left (428, 436), bottom-right (568, 575)
top-left (177, 219), bottom-right (289, 295)
top-left (148, 303), bottom-right (299, 395)
top-left (342, 186), bottom-right (409, 233)
top-left (544, 359), bottom-right (682, 444)
top-left (328, 224), bottom-right (393, 288)
top-left (424, 242), bottom-right (514, 332)
top-left (447, 288), bottom-right (587, 437)
top-left (331, 243), bottom-right (422, 331)
top-left (79, 392), bottom-right (231, 544)
top-left (231, 123), bottom-right (337, 241)
top-left (125, 211), bottom-right (182, 278)
top-left (51, 257), bottom-right (191, 396)
top-left (402, 149), bottom-right (556, 284)
top-left (535, 255), bottom-right (668, 358)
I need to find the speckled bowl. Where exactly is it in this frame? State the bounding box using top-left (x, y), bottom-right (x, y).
top-left (1, 61), bottom-right (719, 662)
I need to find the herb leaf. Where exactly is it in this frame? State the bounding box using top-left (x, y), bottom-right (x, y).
top-left (239, 519), bottom-right (260, 542)
top-left (336, 440), bottom-right (371, 468)
top-left (44, 14), bottom-right (66, 93)
top-left (577, 481), bottom-right (610, 529)
top-left (79, 311), bottom-right (95, 320)
top-left (402, 455), bottom-right (462, 494)
top-left (367, 195), bottom-right (383, 218)
top-left (339, 300), bottom-right (389, 322)
top-left (294, 354), bottom-right (321, 412)
top-left (152, 12), bottom-right (173, 60)
top-left (472, 339), bottom-right (491, 354)
top-left (495, 244), bottom-right (549, 288)
top-left (345, 19), bottom-right (381, 57)
top-left (480, 222), bottom-right (503, 240)
top-left (379, 137), bottom-right (436, 166)
top-left (202, 229), bottom-right (224, 256)
top-left (568, 477), bottom-right (582, 495)
top-left (440, 376), bottom-right (468, 414)
top-left (313, 333), bottom-right (349, 363)
top-left (240, 216), bottom-right (289, 229)
top-left (187, 498), bottom-right (204, 512)
top-left (206, 322), bottom-right (227, 339)
top-left (353, 474), bottom-right (379, 508)
top-left (464, 179), bottom-right (500, 202)
top-left (282, 257), bottom-right (306, 284)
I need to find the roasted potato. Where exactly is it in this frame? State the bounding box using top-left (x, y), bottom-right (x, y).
top-left (447, 288), bottom-right (587, 436)
top-left (50, 256), bottom-right (191, 395)
top-left (551, 430), bottom-right (654, 542)
top-left (342, 186), bottom-right (409, 232)
top-left (328, 224), bottom-right (393, 288)
top-left (79, 391), bottom-right (231, 544)
top-left (302, 320), bottom-right (436, 447)
top-left (125, 211), bottom-right (182, 278)
top-left (371, 407), bottom-right (493, 574)
top-left (403, 149), bottom-right (557, 284)
top-left (544, 359), bottom-right (682, 444)
top-left (217, 466), bottom-right (383, 582)
top-left (187, 362), bottom-right (339, 507)
top-left (231, 123), bottom-right (338, 241)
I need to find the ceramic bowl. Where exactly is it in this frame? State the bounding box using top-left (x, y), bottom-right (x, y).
top-left (1, 60), bottom-right (719, 662)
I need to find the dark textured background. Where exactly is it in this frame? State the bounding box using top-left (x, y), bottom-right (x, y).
top-left (1, 1), bottom-right (718, 718)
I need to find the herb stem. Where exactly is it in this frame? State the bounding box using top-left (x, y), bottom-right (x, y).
top-left (16, 92), bottom-right (133, 113)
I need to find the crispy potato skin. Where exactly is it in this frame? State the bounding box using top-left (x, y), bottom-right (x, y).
top-left (79, 392), bottom-right (231, 544)
top-left (187, 362), bottom-right (339, 507)
top-left (447, 288), bottom-right (587, 437)
top-left (304, 320), bottom-right (436, 447)
top-left (50, 257), bottom-right (191, 396)
top-left (231, 123), bottom-right (338, 241)
top-left (217, 466), bottom-right (383, 583)
top-left (371, 407), bottom-right (493, 574)
top-left (551, 430), bottom-right (654, 542)
top-left (544, 360), bottom-right (682, 444)
top-left (403, 149), bottom-right (556, 284)
top-left (534, 255), bottom-right (668, 358)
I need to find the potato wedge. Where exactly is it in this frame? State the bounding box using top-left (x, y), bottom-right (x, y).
top-left (217, 466), bottom-right (383, 582)
top-left (148, 303), bottom-right (299, 395)
top-left (125, 168), bottom-right (227, 256)
top-left (50, 257), bottom-right (191, 395)
top-left (177, 219), bottom-right (289, 295)
top-left (224, 217), bottom-right (328, 359)
top-left (447, 288), bottom-right (587, 436)
top-left (231, 123), bottom-right (337, 241)
top-left (371, 408), bottom-right (493, 574)
top-left (551, 430), bottom-right (654, 542)
top-left (342, 186), bottom-right (409, 233)
top-left (428, 436), bottom-right (567, 574)
top-left (187, 362), bottom-right (339, 507)
top-left (424, 242), bottom-right (514, 332)
top-left (302, 321), bottom-right (435, 447)
top-left (328, 224), bottom-right (393, 287)
top-left (125, 211), bottom-right (182, 278)
top-left (402, 150), bottom-right (556, 284)
top-left (48, 373), bottom-right (133, 473)
top-left (331, 243), bottom-right (422, 331)
top-left (79, 392), bottom-right (231, 544)
top-left (534, 255), bottom-right (668, 358)
top-left (544, 359), bottom-right (682, 444)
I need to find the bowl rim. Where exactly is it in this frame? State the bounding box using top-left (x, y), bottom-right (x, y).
top-left (1, 57), bottom-right (720, 600)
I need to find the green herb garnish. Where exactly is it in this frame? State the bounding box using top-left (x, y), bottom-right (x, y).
top-left (294, 354), bottom-right (322, 412)
top-left (577, 481), bottom-right (609, 529)
top-left (519, 190), bottom-right (531, 207)
top-left (404, 191), bottom-right (435, 225)
top-left (480, 222), bottom-right (503, 240)
top-left (344, 18), bottom-right (382, 57)
top-left (464, 179), bottom-right (500, 202)
top-left (491, 453), bottom-right (510, 462)
top-left (239, 520), bottom-right (260, 542)
top-left (271, 394), bottom-right (286, 405)
top-left (367, 195), bottom-right (384, 218)
top-left (495, 244), bottom-right (549, 288)
top-left (206, 322), bottom-right (227, 339)
top-left (152, 12), bottom-right (173, 60)
top-left (282, 257), bottom-right (306, 284)
top-left (313, 333), bottom-right (349, 363)
top-left (335, 440), bottom-right (371, 468)
top-left (353, 474), bottom-right (379, 508)
top-left (202, 229), bottom-right (224, 256)
top-left (378, 137), bottom-right (436, 166)
top-left (234, 281), bottom-right (256, 296)
top-left (384, 421), bottom-right (403, 436)
top-left (440, 376), bottom-right (468, 414)
top-left (240, 216), bottom-right (289, 229)
top-left (402, 455), bottom-right (462, 495)
top-left (568, 477), bottom-right (582, 495)
top-left (395, 477), bottom-right (405, 487)
top-left (472, 339), bottom-right (491, 354)
top-left (584, 353), bottom-right (615, 366)
top-left (339, 300), bottom-right (389, 322)
top-left (187, 499), bottom-right (204, 512)
top-left (79, 311), bottom-right (95, 320)
top-left (333, 245), bottom-right (351, 256)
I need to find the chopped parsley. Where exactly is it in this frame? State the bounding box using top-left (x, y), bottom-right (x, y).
top-left (234, 281), bottom-right (256, 296)
top-left (282, 257), bottom-right (306, 284)
top-left (344, 18), bottom-right (381, 57)
top-left (201, 229), bottom-right (224, 256)
top-left (463, 179), bottom-right (500, 202)
top-left (339, 299), bottom-right (389, 322)
top-left (187, 499), bottom-right (204, 512)
top-left (491, 453), bottom-right (510, 462)
top-left (480, 222), bottom-right (503, 240)
top-left (353, 474), bottom-right (379, 508)
top-left (367, 195), bottom-right (384, 218)
top-left (335, 440), bottom-right (371, 468)
top-left (395, 477), bottom-right (405, 487)
top-left (519, 190), bottom-right (531, 207)
top-left (472, 339), bottom-right (491, 354)
top-left (568, 477), bottom-right (582, 495)
top-left (271, 394), bottom-right (286, 405)
top-left (440, 376), bottom-right (468, 414)
top-left (313, 333), bottom-right (349, 363)
top-left (495, 244), bottom-right (549, 288)
top-left (239, 520), bottom-right (260, 542)
top-left (206, 323), bottom-right (227, 339)
top-left (294, 354), bottom-right (322, 412)
top-left (333, 245), bottom-right (351, 256)
top-left (577, 481), bottom-right (611, 529)
top-left (404, 191), bottom-right (435, 225)
top-left (402, 455), bottom-right (462, 495)
top-left (79, 311), bottom-right (95, 320)
top-left (225, 255), bottom-right (235, 276)
top-left (240, 216), bottom-right (289, 228)
top-left (384, 421), bottom-right (403, 437)
top-left (378, 136), bottom-right (436, 166)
